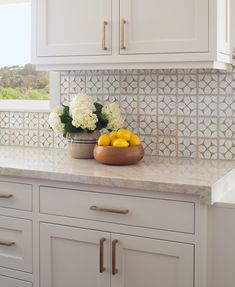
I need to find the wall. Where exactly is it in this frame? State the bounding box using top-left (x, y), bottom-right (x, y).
top-left (0, 68), bottom-right (235, 160)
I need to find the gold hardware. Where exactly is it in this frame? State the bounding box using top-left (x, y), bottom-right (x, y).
top-left (232, 54), bottom-right (235, 60)
top-left (90, 205), bottom-right (129, 215)
top-left (0, 193), bottom-right (13, 199)
top-left (102, 21), bottom-right (108, 50)
top-left (120, 19), bottom-right (127, 50)
top-left (0, 240), bottom-right (15, 247)
top-left (112, 239), bottom-right (118, 275)
top-left (99, 238), bottom-right (106, 273)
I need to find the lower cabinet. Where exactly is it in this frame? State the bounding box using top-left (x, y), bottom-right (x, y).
top-left (0, 275), bottom-right (32, 287)
top-left (40, 223), bottom-right (194, 287)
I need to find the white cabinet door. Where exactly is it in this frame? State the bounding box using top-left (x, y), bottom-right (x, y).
top-left (40, 223), bottom-right (110, 287)
top-left (111, 234), bottom-right (194, 287)
top-left (36, 0), bottom-right (112, 56)
top-left (119, 0), bottom-right (209, 54)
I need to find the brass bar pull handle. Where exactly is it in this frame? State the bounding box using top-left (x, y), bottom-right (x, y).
top-left (0, 193), bottom-right (13, 199)
top-left (99, 238), bottom-right (106, 273)
top-left (120, 19), bottom-right (127, 50)
top-left (102, 21), bottom-right (108, 50)
top-left (112, 239), bottom-right (118, 275)
top-left (90, 205), bottom-right (129, 215)
top-left (0, 240), bottom-right (15, 247)
top-left (232, 54), bottom-right (235, 60)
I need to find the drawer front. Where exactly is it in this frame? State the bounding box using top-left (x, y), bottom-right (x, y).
top-left (40, 186), bottom-right (195, 234)
top-left (0, 181), bottom-right (32, 211)
top-left (0, 216), bottom-right (32, 272)
top-left (0, 275), bottom-right (32, 287)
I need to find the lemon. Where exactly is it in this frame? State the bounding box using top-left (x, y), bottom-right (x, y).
top-left (117, 129), bottom-right (132, 141)
top-left (129, 134), bottom-right (141, 146)
top-left (109, 131), bottom-right (117, 141)
top-left (112, 138), bottom-right (129, 147)
top-left (111, 137), bottom-right (118, 146)
top-left (97, 134), bottom-right (111, 146)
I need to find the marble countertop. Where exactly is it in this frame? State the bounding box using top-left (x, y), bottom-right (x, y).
top-left (0, 146), bottom-right (234, 205)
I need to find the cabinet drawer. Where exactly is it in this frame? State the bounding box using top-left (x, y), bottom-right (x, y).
top-left (40, 186), bottom-right (195, 234)
top-left (0, 181), bottom-right (32, 211)
top-left (0, 216), bottom-right (32, 272)
top-left (0, 275), bottom-right (32, 287)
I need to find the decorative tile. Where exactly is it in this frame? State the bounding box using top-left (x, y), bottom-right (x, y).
top-left (39, 113), bottom-right (50, 130)
top-left (219, 74), bottom-right (235, 94)
top-left (119, 95), bottom-right (138, 114)
top-left (54, 134), bottom-right (67, 149)
top-left (103, 75), bottom-right (120, 94)
top-left (60, 75), bottom-right (69, 94)
top-left (219, 118), bottom-right (235, 138)
top-left (103, 94), bottom-right (120, 105)
top-left (219, 140), bottom-right (235, 160)
top-left (86, 75), bottom-right (103, 94)
top-left (178, 117), bottom-right (197, 137)
top-left (158, 75), bottom-right (177, 94)
top-left (139, 74), bottom-right (157, 94)
top-left (158, 137), bottom-right (177, 157)
top-left (39, 130), bottom-right (54, 148)
top-left (9, 112), bottom-right (24, 129)
top-left (198, 74), bottom-right (218, 94)
top-left (198, 117), bottom-right (218, 138)
top-left (60, 93), bottom-right (70, 106)
top-left (0, 112), bottom-right (10, 128)
top-left (24, 130), bottom-right (38, 147)
top-left (198, 96), bottom-right (218, 117)
top-left (123, 114), bottom-right (138, 134)
top-left (198, 139), bottom-right (218, 159)
top-left (24, 113), bottom-right (38, 129)
top-left (139, 115), bottom-right (157, 135)
top-left (178, 95), bottom-right (197, 116)
top-left (178, 138), bottom-right (197, 158)
top-left (70, 76), bottom-right (86, 94)
top-left (219, 95), bottom-right (235, 117)
top-left (139, 95), bottom-right (157, 115)
top-left (177, 75), bottom-right (197, 95)
top-left (120, 75), bottom-right (138, 94)
top-left (158, 116), bottom-right (177, 137)
top-left (158, 95), bottom-right (177, 115)
top-left (0, 129), bottom-right (10, 145)
top-left (10, 130), bottom-right (24, 146)
top-left (141, 135), bottom-right (157, 156)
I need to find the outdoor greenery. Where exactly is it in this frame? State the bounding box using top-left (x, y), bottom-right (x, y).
top-left (0, 64), bottom-right (49, 100)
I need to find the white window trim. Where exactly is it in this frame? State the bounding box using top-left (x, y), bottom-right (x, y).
top-left (0, 72), bottom-right (60, 112)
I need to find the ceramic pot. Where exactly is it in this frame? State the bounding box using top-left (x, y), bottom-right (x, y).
top-left (68, 132), bottom-right (99, 159)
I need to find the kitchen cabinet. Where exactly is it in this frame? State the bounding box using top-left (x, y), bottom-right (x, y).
top-left (32, 0), bottom-right (234, 70)
top-left (40, 223), bottom-right (193, 287)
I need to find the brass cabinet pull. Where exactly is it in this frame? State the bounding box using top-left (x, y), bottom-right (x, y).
top-left (0, 240), bottom-right (15, 247)
top-left (99, 238), bottom-right (106, 273)
top-left (232, 54), bottom-right (235, 60)
top-left (102, 21), bottom-right (108, 50)
top-left (90, 205), bottom-right (129, 215)
top-left (112, 239), bottom-right (118, 275)
top-left (0, 193), bottom-right (13, 199)
top-left (120, 19), bottom-right (127, 50)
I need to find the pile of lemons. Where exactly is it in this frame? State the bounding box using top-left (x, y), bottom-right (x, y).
top-left (97, 129), bottom-right (141, 147)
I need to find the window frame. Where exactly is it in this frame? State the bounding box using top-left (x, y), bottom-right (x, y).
top-left (0, 72), bottom-right (60, 112)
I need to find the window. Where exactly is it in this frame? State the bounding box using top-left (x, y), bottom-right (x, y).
top-left (0, 0), bottom-right (59, 111)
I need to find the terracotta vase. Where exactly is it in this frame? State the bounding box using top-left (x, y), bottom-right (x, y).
top-left (67, 132), bottom-right (99, 159)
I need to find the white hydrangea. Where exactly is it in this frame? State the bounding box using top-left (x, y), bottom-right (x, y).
top-left (69, 94), bottom-right (96, 115)
top-left (52, 106), bottom-right (64, 116)
top-left (102, 102), bottom-right (124, 131)
top-left (72, 108), bottom-right (98, 131)
top-left (49, 111), bottom-right (65, 135)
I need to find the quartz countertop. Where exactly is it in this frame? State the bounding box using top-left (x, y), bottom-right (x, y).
top-left (0, 146), bottom-right (234, 205)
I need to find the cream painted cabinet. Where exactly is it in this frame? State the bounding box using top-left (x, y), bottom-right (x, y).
top-left (36, 0), bottom-right (112, 57)
top-left (40, 223), bottom-right (194, 287)
top-left (119, 0), bottom-right (208, 54)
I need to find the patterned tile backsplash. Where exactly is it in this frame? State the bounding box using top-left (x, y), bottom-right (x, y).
top-left (1, 68), bottom-right (235, 160)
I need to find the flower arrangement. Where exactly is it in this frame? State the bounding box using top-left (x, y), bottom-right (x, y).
top-left (49, 94), bottom-right (124, 137)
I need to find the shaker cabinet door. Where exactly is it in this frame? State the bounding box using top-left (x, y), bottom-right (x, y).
top-left (111, 233), bottom-right (194, 287)
top-left (119, 0), bottom-right (209, 54)
top-left (36, 0), bottom-right (112, 57)
top-left (40, 223), bottom-right (110, 287)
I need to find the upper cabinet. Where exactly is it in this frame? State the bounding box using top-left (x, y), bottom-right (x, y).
top-left (32, 0), bottom-right (235, 70)
top-left (119, 0), bottom-right (208, 55)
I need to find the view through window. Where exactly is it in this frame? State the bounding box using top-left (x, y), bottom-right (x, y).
top-left (0, 0), bottom-right (49, 101)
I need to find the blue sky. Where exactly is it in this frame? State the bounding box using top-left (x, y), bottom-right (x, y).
top-left (0, 3), bottom-right (30, 67)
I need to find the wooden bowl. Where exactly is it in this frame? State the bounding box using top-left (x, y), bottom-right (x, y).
top-left (93, 145), bottom-right (144, 165)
